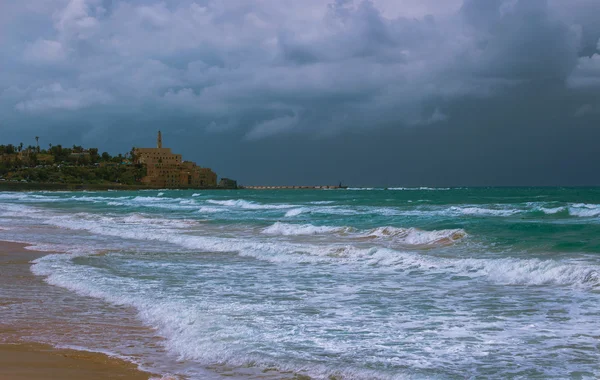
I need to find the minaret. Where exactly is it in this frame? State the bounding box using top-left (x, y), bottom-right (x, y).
top-left (157, 130), bottom-right (162, 149)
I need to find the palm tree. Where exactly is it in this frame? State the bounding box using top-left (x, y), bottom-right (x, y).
top-left (130, 146), bottom-right (137, 163)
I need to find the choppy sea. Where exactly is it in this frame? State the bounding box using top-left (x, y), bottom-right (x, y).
top-left (1, 188), bottom-right (600, 379)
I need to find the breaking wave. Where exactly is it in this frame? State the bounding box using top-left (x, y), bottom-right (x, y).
top-left (3, 192), bottom-right (599, 220)
top-left (206, 199), bottom-right (295, 210)
top-left (262, 223), bottom-right (467, 246)
top-left (40, 211), bottom-right (599, 288)
top-left (538, 206), bottom-right (567, 215)
top-left (262, 222), bottom-right (352, 236)
top-left (449, 206), bottom-right (519, 217)
top-left (569, 204), bottom-right (600, 217)
top-left (197, 207), bottom-right (222, 214)
top-left (284, 208), bottom-right (306, 217)
top-left (361, 227), bottom-right (467, 245)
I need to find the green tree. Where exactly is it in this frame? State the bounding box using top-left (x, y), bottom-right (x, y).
top-left (89, 148), bottom-right (99, 163)
top-left (129, 147), bottom-right (137, 163)
top-left (111, 153), bottom-right (124, 163)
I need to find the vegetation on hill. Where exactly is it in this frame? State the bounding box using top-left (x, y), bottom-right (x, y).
top-left (0, 142), bottom-right (145, 185)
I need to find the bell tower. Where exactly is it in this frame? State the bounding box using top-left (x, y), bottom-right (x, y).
top-left (157, 130), bottom-right (162, 149)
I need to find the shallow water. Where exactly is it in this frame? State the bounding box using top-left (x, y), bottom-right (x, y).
top-left (1, 188), bottom-right (599, 379)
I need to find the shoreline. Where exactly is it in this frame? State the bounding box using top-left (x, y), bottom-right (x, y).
top-left (0, 240), bottom-right (307, 380)
top-left (0, 181), bottom-right (233, 192)
top-left (0, 240), bottom-right (157, 380)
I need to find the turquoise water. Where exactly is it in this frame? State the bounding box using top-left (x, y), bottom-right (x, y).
top-left (1, 188), bottom-right (600, 379)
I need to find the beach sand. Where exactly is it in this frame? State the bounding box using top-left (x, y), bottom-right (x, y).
top-left (0, 342), bottom-right (153, 380)
top-left (0, 240), bottom-right (155, 380)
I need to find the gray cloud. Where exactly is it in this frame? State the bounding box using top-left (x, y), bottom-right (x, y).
top-left (569, 54), bottom-right (600, 88)
top-left (574, 104), bottom-right (598, 117)
top-left (1, 0), bottom-right (600, 185)
top-left (15, 83), bottom-right (112, 112)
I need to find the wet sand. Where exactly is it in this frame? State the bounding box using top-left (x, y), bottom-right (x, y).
top-left (0, 240), bottom-right (155, 380)
top-left (0, 342), bottom-right (153, 380)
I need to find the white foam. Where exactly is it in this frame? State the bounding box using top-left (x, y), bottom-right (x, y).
top-left (539, 206), bottom-right (566, 214)
top-left (65, 221), bottom-right (583, 288)
top-left (569, 204), bottom-right (600, 217)
top-left (284, 208), bottom-right (306, 217)
top-left (360, 227), bottom-right (467, 246)
top-left (107, 201), bottom-right (126, 206)
top-left (122, 214), bottom-right (196, 228)
top-left (262, 222), bottom-right (349, 236)
top-left (31, 252), bottom-right (407, 379)
top-left (311, 206), bottom-right (360, 216)
top-left (260, 223), bottom-right (467, 247)
top-left (132, 196), bottom-right (169, 203)
top-left (179, 200), bottom-right (197, 205)
top-left (449, 206), bottom-right (519, 216)
top-left (0, 203), bottom-right (43, 217)
top-left (0, 193), bottom-right (65, 203)
top-left (70, 195), bottom-right (122, 203)
top-left (206, 199), bottom-right (295, 210)
top-left (120, 196), bottom-right (199, 210)
top-left (456, 257), bottom-right (600, 287)
top-left (31, 241), bottom-right (600, 378)
top-left (0, 193), bottom-right (29, 200)
top-left (198, 207), bottom-right (222, 214)
top-left (192, 193), bottom-right (201, 197)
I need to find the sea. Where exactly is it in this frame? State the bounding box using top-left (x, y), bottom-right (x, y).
top-left (1, 187), bottom-right (599, 379)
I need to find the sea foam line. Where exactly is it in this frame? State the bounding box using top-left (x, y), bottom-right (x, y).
top-left (28, 210), bottom-right (600, 289)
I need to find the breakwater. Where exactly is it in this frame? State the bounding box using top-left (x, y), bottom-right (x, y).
top-left (243, 185), bottom-right (345, 190)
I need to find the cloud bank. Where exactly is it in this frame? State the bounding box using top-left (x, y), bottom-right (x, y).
top-left (1, 0), bottom-right (600, 185)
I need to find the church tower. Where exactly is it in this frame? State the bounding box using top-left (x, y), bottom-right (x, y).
top-left (157, 130), bottom-right (162, 149)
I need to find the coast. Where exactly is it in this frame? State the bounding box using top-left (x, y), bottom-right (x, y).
top-left (0, 181), bottom-right (229, 192)
top-left (0, 240), bottom-right (155, 380)
top-left (0, 182), bottom-right (344, 191)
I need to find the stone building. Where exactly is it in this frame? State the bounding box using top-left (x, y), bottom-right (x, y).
top-left (134, 131), bottom-right (217, 188)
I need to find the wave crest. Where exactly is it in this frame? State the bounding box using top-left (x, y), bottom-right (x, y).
top-left (262, 222), bottom-right (351, 236)
top-left (569, 204), bottom-right (600, 217)
top-left (362, 227), bottom-right (467, 246)
top-left (206, 199), bottom-right (294, 210)
top-left (261, 223), bottom-right (467, 246)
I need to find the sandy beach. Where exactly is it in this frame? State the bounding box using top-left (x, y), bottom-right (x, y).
top-left (0, 240), bottom-right (155, 380)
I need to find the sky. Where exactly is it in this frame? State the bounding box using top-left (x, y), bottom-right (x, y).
top-left (1, 0), bottom-right (600, 186)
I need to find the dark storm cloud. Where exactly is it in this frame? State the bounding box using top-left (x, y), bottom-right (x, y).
top-left (1, 0), bottom-right (600, 185)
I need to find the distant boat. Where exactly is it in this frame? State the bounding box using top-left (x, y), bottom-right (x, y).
top-left (338, 181), bottom-right (348, 189)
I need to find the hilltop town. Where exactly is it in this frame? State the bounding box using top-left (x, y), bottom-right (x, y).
top-left (0, 132), bottom-right (237, 190)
